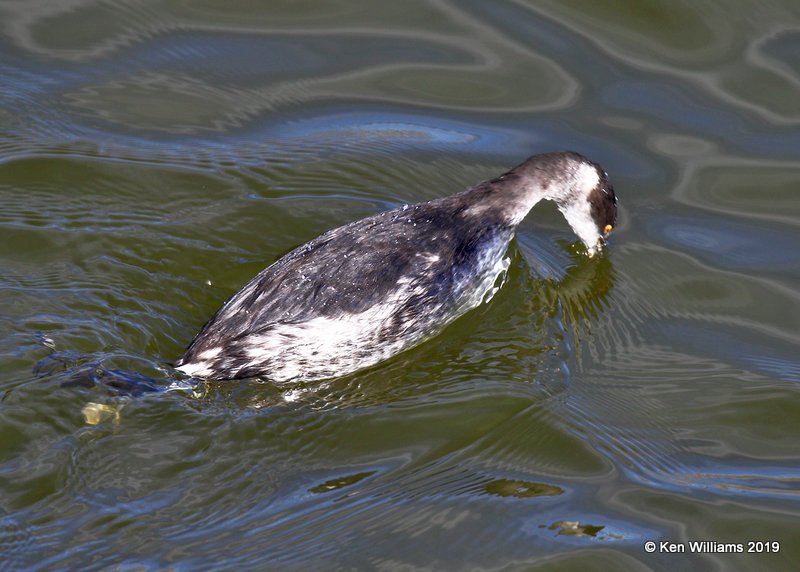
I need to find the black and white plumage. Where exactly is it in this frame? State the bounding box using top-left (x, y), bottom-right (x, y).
top-left (175, 151), bottom-right (617, 382)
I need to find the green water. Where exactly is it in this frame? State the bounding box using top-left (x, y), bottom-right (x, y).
top-left (2, 1), bottom-right (800, 570)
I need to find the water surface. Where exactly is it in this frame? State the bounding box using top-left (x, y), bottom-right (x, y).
top-left (2, 1), bottom-right (800, 570)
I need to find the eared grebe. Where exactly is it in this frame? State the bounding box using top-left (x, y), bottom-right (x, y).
top-left (176, 151), bottom-right (617, 382)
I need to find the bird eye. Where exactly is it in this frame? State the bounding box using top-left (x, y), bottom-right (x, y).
top-left (603, 224), bottom-right (613, 235)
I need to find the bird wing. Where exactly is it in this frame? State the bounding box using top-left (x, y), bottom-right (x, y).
top-left (181, 206), bottom-right (457, 358)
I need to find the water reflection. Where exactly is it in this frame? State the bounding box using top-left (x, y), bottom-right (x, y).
top-left (482, 478), bottom-right (563, 498)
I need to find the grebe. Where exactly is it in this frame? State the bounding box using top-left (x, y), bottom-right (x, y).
top-left (176, 151), bottom-right (617, 382)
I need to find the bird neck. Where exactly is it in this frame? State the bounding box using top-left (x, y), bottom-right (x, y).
top-left (492, 172), bottom-right (550, 226)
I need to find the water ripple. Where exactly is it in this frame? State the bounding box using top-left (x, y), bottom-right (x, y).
top-left (3, 0), bottom-right (800, 569)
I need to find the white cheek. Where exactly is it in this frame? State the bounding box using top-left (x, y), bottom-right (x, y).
top-left (559, 199), bottom-right (600, 248)
top-left (563, 162), bottom-right (604, 252)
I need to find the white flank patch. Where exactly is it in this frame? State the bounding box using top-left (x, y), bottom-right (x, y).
top-left (244, 288), bottom-right (416, 381)
top-left (481, 256), bottom-right (510, 304)
top-left (198, 347), bottom-right (222, 361)
top-left (176, 361), bottom-right (213, 378)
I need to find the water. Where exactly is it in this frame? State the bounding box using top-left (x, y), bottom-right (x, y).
top-left (2, 1), bottom-right (799, 570)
